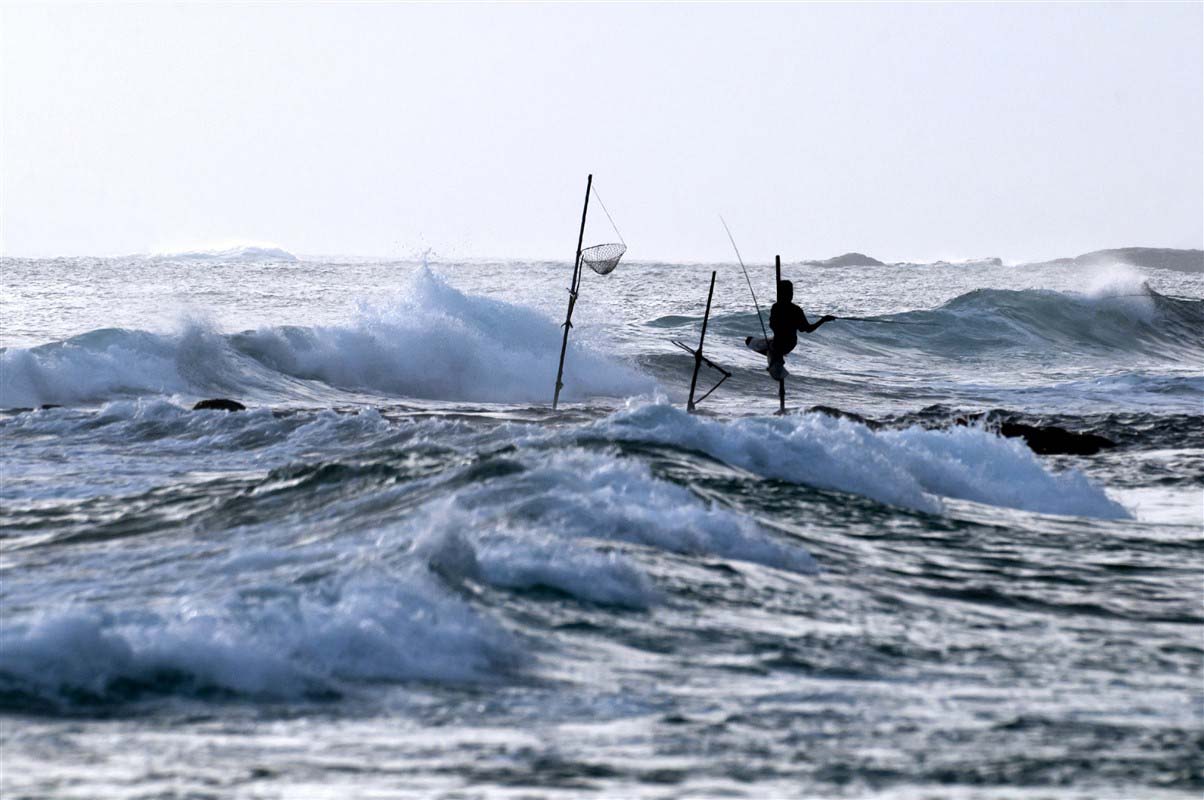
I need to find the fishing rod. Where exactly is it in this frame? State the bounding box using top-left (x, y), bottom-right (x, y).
top-left (720, 216), bottom-right (768, 340)
top-left (718, 223), bottom-right (927, 331)
top-left (837, 316), bottom-right (929, 326)
top-left (835, 291), bottom-right (1201, 326)
top-left (1082, 292), bottom-right (1200, 301)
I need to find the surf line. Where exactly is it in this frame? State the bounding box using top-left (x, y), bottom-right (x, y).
top-left (552, 174), bottom-right (628, 409)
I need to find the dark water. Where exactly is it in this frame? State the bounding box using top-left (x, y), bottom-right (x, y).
top-left (1, 253), bottom-right (1201, 798)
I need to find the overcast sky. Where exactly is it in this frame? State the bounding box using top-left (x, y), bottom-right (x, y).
top-left (2, 2), bottom-right (1201, 262)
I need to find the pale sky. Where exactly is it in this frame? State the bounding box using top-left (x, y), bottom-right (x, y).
top-left (2, 2), bottom-right (1201, 263)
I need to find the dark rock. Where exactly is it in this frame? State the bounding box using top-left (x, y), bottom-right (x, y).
top-left (193, 398), bottom-right (247, 412)
top-left (829, 406), bottom-right (1117, 456)
top-left (808, 405), bottom-right (884, 430)
top-left (996, 422), bottom-right (1116, 456)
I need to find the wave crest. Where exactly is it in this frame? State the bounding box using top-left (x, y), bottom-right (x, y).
top-left (589, 402), bottom-right (1129, 520)
top-left (0, 568), bottom-right (522, 709)
top-left (0, 268), bottom-right (654, 408)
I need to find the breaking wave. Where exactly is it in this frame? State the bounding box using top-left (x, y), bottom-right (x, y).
top-left (0, 268), bottom-right (654, 408)
top-left (662, 279), bottom-right (1203, 361)
top-left (586, 402), bottom-right (1129, 520)
top-left (0, 404), bottom-right (825, 709)
top-left (850, 280), bottom-right (1204, 360)
top-left (0, 567), bottom-right (523, 708)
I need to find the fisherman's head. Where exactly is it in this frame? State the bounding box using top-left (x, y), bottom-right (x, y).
top-left (778, 279), bottom-right (794, 302)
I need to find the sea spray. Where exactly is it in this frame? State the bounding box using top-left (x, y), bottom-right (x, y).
top-left (0, 268), bottom-right (655, 408)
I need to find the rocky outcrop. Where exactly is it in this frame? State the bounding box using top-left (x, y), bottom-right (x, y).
top-left (805, 252), bottom-right (886, 267)
top-left (193, 398), bottom-right (247, 412)
top-left (809, 405), bottom-right (1117, 456)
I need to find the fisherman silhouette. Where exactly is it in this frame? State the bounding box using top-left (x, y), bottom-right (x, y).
top-left (745, 279), bottom-right (836, 380)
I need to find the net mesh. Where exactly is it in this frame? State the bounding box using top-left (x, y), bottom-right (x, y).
top-left (581, 243), bottom-right (626, 275)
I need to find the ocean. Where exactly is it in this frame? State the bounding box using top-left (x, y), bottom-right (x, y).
top-left (1, 248), bottom-right (1201, 799)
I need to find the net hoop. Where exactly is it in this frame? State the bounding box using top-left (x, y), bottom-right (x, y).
top-left (581, 243), bottom-right (626, 275)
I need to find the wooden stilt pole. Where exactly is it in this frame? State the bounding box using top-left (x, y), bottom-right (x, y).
top-left (552, 174), bottom-right (592, 409)
top-left (687, 270), bottom-right (718, 413)
top-left (775, 255), bottom-right (786, 415)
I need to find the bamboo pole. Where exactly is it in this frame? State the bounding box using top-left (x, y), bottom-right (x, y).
top-left (776, 255), bottom-right (786, 415)
top-left (552, 174), bottom-right (592, 409)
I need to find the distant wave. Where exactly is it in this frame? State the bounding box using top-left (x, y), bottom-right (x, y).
top-left (878, 282), bottom-right (1204, 357)
top-left (0, 268), bottom-right (654, 408)
top-left (1067, 247), bottom-right (1204, 274)
top-left (150, 246), bottom-right (299, 262)
top-left (656, 278), bottom-right (1203, 360)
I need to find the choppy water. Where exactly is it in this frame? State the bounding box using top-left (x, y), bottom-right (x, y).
top-left (1, 249), bottom-right (1202, 799)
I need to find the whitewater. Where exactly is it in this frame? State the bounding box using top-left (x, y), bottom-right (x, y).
top-left (1, 249), bottom-right (1201, 799)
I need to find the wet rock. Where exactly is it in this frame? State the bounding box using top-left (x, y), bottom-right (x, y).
top-left (814, 405), bottom-right (1117, 456)
top-left (193, 398), bottom-right (246, 412)
top-left (954, 414), bottom-right (1117, 455)
top-left (808, 405), bottom-right (884, 430)
top-left (996, 421), bottom-right (1116, 456)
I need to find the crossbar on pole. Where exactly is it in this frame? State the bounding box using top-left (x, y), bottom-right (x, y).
top-left (687, 271), bottom-right (718, 412)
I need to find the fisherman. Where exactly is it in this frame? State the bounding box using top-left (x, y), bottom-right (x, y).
top-left (746, 279), bottom-right (836, 380)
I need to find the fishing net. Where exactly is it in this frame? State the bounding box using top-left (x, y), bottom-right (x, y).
top-left (581, 243), bottom-right (626, 275)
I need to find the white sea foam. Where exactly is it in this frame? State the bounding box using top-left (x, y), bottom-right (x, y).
top-left (1079, 263), bottom-right (1154, 299)
top-left (589, 402), bottom-right (1130, 520)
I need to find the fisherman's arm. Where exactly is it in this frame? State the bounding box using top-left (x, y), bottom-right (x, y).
top-left (798, 309), bottom-right (837, 334)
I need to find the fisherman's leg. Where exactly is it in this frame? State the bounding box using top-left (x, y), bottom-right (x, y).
top-left (767, 351), bottom-right (787, 381)
top-left (766, 338), bottom-right (793, 380)
top-left (744, 336), bottom-right (772, 356)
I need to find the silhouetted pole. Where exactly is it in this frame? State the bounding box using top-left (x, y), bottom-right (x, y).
top-left (552, 174), bottom-right (592, 409)
top-left (687, 270), bottom-right (718, 413)
top-left (776, 255), bottom-right (786, 414)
